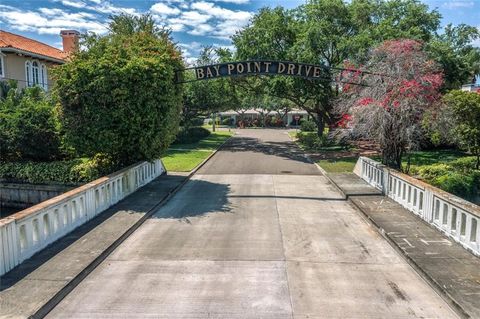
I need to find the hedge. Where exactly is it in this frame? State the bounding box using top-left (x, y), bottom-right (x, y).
top-left (174, 127), bottom-right (211, 144)
top-left (0, 155), bottom-right (117, 185)
top-left (410, 157), bottom-right (480, 201)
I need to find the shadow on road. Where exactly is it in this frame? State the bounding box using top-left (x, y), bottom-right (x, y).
top-left (222, 136), bottom-right (311, 164)
top-left (150, 179), bottom-right (232, 219)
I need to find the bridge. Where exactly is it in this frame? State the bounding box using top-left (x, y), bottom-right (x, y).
top-left (1, 129), bottom-right (479, 318)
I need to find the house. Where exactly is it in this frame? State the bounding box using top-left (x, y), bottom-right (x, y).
top-left (461, 74), bottom-right (480, 93)
top-left (0, 30), bottom-right (79, 91)
top-left (218, 108), bottom-right (309, 127)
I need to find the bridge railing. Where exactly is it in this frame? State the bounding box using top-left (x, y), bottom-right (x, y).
top-left (357, 156), bottom-right (480, 256)
top-left (0, 159), bottom-right (165, 276)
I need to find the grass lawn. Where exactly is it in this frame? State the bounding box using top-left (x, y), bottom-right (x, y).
top-left (162, 131), bottom-right (232, 172)
top-left (317, 157), bottom-right (359, 173)
top-left (317, 149), bottom-right (471, 174)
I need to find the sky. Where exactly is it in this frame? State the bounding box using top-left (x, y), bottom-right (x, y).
top-left (0, 0), bottom-right (479, 63)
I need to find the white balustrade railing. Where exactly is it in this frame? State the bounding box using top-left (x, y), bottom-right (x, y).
top-left (0, 159), bottom-right (165, 276)
top-left (356, 156), bottom-right (480, 257)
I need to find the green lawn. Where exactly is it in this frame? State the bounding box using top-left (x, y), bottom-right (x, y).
top-left (317, 157), bottom-right (359, 173)
top-left (317, 149), bottom-right (470, 174)
top-left (162, 131), bottom-right (232, 172)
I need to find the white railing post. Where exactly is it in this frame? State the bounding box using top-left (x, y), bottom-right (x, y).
top-left (354, 156), bottom-right (480, 256)
top-left (0, 159), bottom-right (167, 276)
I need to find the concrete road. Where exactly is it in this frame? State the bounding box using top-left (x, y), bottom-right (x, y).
top-left (47, 129), bottom-right (457, 318)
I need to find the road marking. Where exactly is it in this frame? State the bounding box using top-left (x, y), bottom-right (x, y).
top-left (420, 239), bottom-right (452, 246)
top-left (403, 238), bottom-right (414, 248)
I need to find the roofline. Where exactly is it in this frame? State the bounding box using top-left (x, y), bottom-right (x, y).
top-left (0, 47), bottom-right (65, 64)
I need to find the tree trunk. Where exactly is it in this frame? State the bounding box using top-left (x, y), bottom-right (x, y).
top-left (212, 112), bottom-right (216, 132)
top-left (314, 116), bottom-right (325, 138)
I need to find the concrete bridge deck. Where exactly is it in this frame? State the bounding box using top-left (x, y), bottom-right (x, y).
top-left (40, 129), bottom-right (457, 318)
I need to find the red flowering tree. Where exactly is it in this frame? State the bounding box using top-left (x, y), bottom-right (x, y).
top-left (338, 39), bottom-right (443, 170)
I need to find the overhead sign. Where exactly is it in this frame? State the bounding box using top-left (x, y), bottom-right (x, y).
top-left (176, 60), bottom-right (330, 83)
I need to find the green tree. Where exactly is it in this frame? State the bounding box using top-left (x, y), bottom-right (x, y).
top-left (182, 46), bottom-right (238, 131)
top-left (54, 14), bottom-right (183, 166)
top-left (444, 90), bottom-right (480, 169)
top-left (0, 85), bottom-right (61, 161)
top-left (233, 6), bottom-right (333, 137)
top-left (232, 0), bottom-right (443, 137)
top-left (427, 24), bottom-right (480, 91)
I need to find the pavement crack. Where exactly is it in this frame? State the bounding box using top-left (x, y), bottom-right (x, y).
top-left (272, 175), bottom-right (295, 319)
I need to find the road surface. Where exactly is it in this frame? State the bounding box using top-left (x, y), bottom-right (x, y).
top-left (47, 129), bottom-right (457, 318)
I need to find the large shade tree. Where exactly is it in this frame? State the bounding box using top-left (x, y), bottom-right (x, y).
top-left (55, 14), bottom-right (183, 166)
top-left (232, 0), bottom-right (443, 137)
top-left (182, 46), bottom-right (238, 131)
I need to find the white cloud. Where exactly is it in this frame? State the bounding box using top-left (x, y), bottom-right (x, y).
top-left (441, 1), bottom-right (474, 9)
top-left (212, 0), bottom-right (250, 3)
top-left (159, 1), bottom-right (252, 39)
top-left (0, 4), bottom-right (107, 35)
top-left (60, 0), bottom-right (88, 9)
top-left (189, 23), bottom-right (214, 35)
top-left (150, 3), bottom-right (181, 17)
top-left (57, 0), bottom-right (141, 16)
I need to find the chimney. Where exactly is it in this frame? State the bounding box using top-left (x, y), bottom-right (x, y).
top-left (60, 30), bottom-right (80, 53)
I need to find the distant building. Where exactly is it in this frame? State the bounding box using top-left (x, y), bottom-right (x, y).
top-left (461, 74), bottom-right (480, 93)
top-left (219, 108), bottom-right (309, 127)
top-left (0, 30), bottom-right (79, 91)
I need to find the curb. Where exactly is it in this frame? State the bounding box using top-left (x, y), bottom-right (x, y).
top-left (322, 172), bottom-right (471, 319)
top-left (31, 134), bottom-right (233, 319)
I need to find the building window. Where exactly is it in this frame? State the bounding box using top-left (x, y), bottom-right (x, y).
top-left (25, 60), bottom-right (48, 90)
top-left (32, 61), bottom-right (39, 86)
top-left (25, 61), bottom-right (32, 86)
top-left (41, 64), bottom-right (48, 90)
top-left (0, 54), bottom-right (4, 78)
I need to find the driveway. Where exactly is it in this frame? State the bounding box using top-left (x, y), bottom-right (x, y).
top-left (47, 129), bottom-right (457, 318)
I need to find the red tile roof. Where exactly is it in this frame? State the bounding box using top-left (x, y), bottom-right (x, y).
top-left (0, 30), bottom-right (66, 62)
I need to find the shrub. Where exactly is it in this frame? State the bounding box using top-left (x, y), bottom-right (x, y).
top-left (54, 15), bottom-right (183, 166)
top-left (414, 157), bottom-right (480, 201)
top-left (432, 171), bottom-right (479, 200)
top-left (190, 117), bottom-right (205, 126)
top-left (300, 119), bottom-right (316, 132)
top-left (296, 132), bottom-right (329, 149)
top-left (222, 118), bottom-right (234, 126)
top-left (174, 126), bottom-right (211, 144)
top-left (0, 86), bottom-right (61, 161)
top-left (0, 155), bottom-right (117, 185)
top-left (416, 163), bottom-right (450, 181)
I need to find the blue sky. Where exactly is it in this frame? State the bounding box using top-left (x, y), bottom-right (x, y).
top-left (0, 0), bottom-right (479, 63)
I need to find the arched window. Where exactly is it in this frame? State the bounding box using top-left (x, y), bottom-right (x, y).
top-left (25, 61), bottom-right (32, 86)
top-left (41, 64), bottom-right (48, 90)
top-left (32, 61), bottom-right (39, 86)
top-left (0, 53), bottom-right (5, 78)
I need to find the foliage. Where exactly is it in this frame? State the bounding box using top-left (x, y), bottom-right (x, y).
top-left (182, 46), bottom-right (237, 129)
top-left (339, 39), bottom-right (443, 169)
top-left (300, 119), bottom-right (317, 132)
top-left (232, 0), bottom-right (443, 137)
top-left (54, 14), bottom-right (183, 166)
top-left (222, 118), bottom-right (234, 126)
top-left (0, 155), bottom-right (117, 184)
top-left (174, 127), bottom-right (211, 144)
top-left (443, 90), bottom-right (480, 169)
top-left (412, 157), bottom-right (480, 201)
top-left (427, 24), bottom-right (480, 91)
top-left (296, 132), bottom-right (329, 150)
top-left (0, 86), bottom-right (62, 161)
